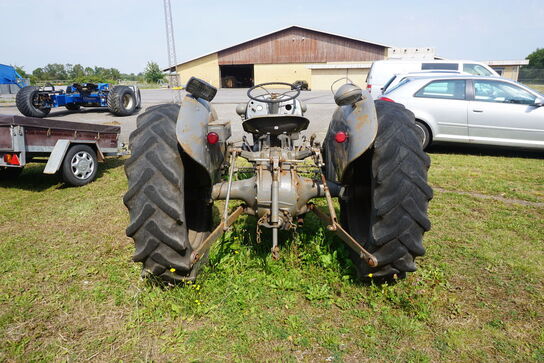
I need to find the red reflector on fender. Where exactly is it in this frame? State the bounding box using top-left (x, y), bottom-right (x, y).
top-left (379, 97), bottom-right (395, 103)
top-left (207, 132), bottom-right (219, 144)
top-left (335, 131), bottom-right (348, 143)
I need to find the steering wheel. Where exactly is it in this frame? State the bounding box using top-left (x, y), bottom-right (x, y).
top-left (247, 82), bottom-right (300, 104)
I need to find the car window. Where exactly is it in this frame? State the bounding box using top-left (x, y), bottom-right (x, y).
top-left (463, 64), bottom-right (493, 76)
top-left (415, 80), bottom-right (466, 100)
top-left (421, 63), bottom-right (458, 70)
top-left (473, 80), bottom-right (536, 104)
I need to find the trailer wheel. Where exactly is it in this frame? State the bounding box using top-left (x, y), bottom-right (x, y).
top-left (65, 103), bottom-right (81, 111)
top-left (16, 86), bottom-right (51, 118)
top-left (124, 104), bottom-right (212, 283)
top-left (0, 167), bottom-right (23, 180)
top-left (340, 100), bottom-right (433, 280)
top-left (61, 145), bottom-right (98, 186)
top-left (108, 86), bottom-right (137, 116)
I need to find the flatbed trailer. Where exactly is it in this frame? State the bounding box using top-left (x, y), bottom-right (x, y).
top-left (0, 114), bottom-right (122, 186)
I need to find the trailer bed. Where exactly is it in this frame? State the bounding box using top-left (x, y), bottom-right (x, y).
top-left (0, 114), bottom-right (122, 186)
top-left (0, 114), bottom-right (120, 154)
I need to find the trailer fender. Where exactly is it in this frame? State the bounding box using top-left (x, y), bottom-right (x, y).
top-left (176, 95), bottom-right (228, 184)
top-left (323, 94), bottom-right (378, 183)
top-left (44, 140), bottom-right (104, 174)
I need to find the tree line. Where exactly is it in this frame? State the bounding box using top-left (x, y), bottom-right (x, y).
top-left (14, 61), bottom-right (165, 84)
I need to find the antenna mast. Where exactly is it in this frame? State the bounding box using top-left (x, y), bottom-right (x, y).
top-left (163, 0), bottom-right (178, 87)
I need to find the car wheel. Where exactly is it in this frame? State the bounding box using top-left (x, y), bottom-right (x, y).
top-left (415, 121), bottom-right (431, 150)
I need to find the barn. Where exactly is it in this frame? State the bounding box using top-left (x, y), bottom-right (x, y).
top-left (171, 26), bottom-right (390, 90)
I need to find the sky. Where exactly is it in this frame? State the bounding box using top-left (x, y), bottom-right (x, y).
top-left (1, 0), bottom-right (543, 74)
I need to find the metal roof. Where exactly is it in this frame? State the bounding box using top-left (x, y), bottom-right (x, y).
top-left (165, 26), bottom-right (391, 71)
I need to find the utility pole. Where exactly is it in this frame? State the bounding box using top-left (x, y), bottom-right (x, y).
top-left (163, 0), bottom-right (178, 88)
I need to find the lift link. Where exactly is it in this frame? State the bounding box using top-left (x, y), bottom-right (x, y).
top-left (307, 203), bottom-right (378, 267)
top-left (191, 204), bottom-right (246, 265)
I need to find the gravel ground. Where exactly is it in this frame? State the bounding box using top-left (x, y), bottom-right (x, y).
top-left (0, 88), bottom-right (337, 143)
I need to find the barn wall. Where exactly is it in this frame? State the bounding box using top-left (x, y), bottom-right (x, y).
top-left (309, 68), bottom-right (368, 91)
top-left (253, 63), bottom-right (312, 87)
top-left (218, 28), bottom-right (386, 65)
top-left (176, 53), bottom-right (220, 88)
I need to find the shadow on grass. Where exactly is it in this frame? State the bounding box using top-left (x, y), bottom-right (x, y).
top-left (0, 157), bottom-right (125, 192)
top-left (206, 203), bottom-right (385, 286)
top-left (428, 143), bottom-right (544, 159)
top-left (45, 107), bottom-right (142, 119)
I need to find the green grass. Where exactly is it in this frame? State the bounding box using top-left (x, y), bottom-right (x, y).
top-left (1, 152), bottom-right (543, 361)
top-left (527, 83), bottom-right (544, 93)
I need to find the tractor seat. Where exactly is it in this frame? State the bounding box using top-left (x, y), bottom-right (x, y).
top-left (242, 115), bottom-right (309, 135)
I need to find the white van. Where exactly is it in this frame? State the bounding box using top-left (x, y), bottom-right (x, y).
top-left (366, 60), bottom-right (499, 99)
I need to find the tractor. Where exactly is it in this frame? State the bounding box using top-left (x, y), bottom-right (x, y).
top-left (124, 77), bottom-right (432, 283)
top-left (16, 83), bottom-right (141, 118)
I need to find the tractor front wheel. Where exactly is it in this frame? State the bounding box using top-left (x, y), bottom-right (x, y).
top-left (340, 100), bottom-right (433, 280)
top-left (124, 104), bottom-right (213, 283)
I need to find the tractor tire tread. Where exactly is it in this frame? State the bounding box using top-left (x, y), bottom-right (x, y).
top-left (16, 86), bottom-right (50, 118)
top-left (369, 100), bottom-right (432, 275)
top-left (124, 103), bottom-right (194, 282)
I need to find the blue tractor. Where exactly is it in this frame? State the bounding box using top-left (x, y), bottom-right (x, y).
top-left (15, 83), bottom-right (141, 118)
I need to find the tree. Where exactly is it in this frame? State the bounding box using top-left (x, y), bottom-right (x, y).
top-left (13, 65), bottom-right (29, 78)
top-left (526, 48), bottom-right (544, 68)
top-left (70, 64), bottom-right (85, 79)
top-left (144, 61), bottom-right (164, 83)
top-left (42, 63), bottom-right (68, 80)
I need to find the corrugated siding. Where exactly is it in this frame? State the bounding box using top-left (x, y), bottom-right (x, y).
top-left (218, 28), bottom-right (385, 65)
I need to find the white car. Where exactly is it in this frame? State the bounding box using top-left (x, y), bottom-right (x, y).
top-left (380, 71), bottom-right (468, 97)
top-left (380, 75), bottom-right (544, 150)
top-left (366, 59), bottom-right (499, 99)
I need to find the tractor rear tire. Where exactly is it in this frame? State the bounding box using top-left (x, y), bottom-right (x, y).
top-left (108, 85), bottom-right (137, 116)
top-left (340, 100), bottom-right (433, 280)
top-left (65, 103), bottom-right (81, 111)
top-left (16, 86), bottom-right (51, 118)
top-left (124, 104), bottom-right (212, 283)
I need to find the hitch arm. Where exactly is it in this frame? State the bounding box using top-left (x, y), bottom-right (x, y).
top-left (307, 203), bottom-right (378, 267)
top-left (191, 204), bottom-right (246, 265)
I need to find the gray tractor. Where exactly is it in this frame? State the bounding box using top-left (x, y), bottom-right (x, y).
top-left (124, 77), bottom-right (432, 283)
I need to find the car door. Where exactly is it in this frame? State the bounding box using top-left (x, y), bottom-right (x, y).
top-left (410, 79), bottom-right (469, 141)
top-left (467, 79), bottom-right (544, 148)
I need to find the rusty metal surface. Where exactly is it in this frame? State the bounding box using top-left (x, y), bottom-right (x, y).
top-left (323, 94), bottom-right (378, 183)
top-left (24, 127), bottom-right (118, 149)
top-left (191, 205), bottom-right (246, 264)
top-left (0, 116), bottom-right (119, 151)
top-left (0, 126), bottom-right (12, 149)
top-left (218, 27), bottom-right (386, 65)
top-left (0, 114), bottom-right (120, 133)
top-left (176, 95), bottom-right (226, 183)
top-left (308, 203), bottom-right (378, 267)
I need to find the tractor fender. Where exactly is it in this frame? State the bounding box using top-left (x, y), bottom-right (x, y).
top-left (323, 94), bottom-right (378, 183)
top-left (176, 95), bottom-right (227, 183)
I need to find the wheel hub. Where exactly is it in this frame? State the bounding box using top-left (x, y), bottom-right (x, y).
top-left (71, 151), bottom-right (94, 179)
